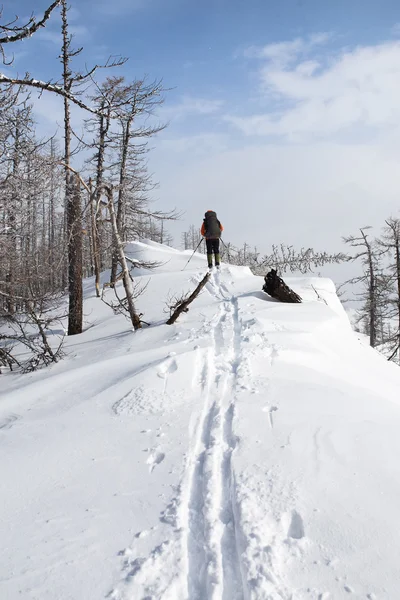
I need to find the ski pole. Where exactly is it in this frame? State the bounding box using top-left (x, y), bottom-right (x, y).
top-left (220, 238), bottom-right (231, 263)
top-left (182, 238), bottom-right (203, 271)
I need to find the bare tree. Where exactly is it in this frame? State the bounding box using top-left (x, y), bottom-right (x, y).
top-left (102, 184), bottom-right (142, 329)
top-left (343, 227), bottom-right (388, 348)
top-left (108, 77), bottom-right (169, 285)
top-left (0, 97), bottom-right (67, 372)
top-left (85, 76), bottom-right (132, 296)
top-left (378, 218), bottom-right (400, 362)
top-left (63, 166), bottom-right (144, 330)
top-left (1, 0), bottom-right (126, 335)
top-left (181, 224), bottom-right (205, 253)
top-left (66, 173), bottom-right (83, 333)
top-left (82, 76), bottom-right (174, 296)
top-left (1, 291), bottom-right (65, 373)
top-left (58, 0), bottom-right (126, 333)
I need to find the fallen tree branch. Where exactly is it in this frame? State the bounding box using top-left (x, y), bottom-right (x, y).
top-left (167, 272), bottom-right (210, 325)
top-left (126, 256), bottom-right (162, 271)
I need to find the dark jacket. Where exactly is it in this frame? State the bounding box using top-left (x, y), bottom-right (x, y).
top-left (201, 210), bottom-right (223, 239)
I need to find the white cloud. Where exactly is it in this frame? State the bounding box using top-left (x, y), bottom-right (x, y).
top-left (244, 38), bottom-right (305, 64)
top-left (150, 36), bottom-right (400, 261)
top-left (228, 38), bottom-right (400, 139)
top-left (160, 96), bottom-right (224, 122)
top-left (157, 133), bottom-right (228, 156)
top-left (243, 33), bottom-right (332, 67)
top-left (151, 137), bottom-right (400, 260)
top-left (22, 28), bottom-right (400, 282)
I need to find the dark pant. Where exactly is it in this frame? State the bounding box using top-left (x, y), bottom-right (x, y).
top-left (206, 238), bottom-right (220, 267)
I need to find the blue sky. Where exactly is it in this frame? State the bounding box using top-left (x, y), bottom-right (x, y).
top-left (3, 0), bottom-right (400, 272)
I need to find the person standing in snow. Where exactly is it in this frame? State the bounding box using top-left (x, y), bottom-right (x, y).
top-left (201, 210), bottom-right (223, 269)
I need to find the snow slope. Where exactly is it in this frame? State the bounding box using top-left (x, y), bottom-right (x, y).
top-left (1, 240), bottom-right (400, 600)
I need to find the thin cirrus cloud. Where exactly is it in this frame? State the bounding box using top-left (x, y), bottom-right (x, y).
top-left (227, 36), bottom-right (400, 139)
top-left (243, 32), bottom-right (332, 66)
top-left (160, 96), bottom-right (224, 122)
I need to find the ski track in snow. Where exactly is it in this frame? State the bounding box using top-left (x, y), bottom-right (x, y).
top-left (185, 272), bottom-right (245, 600)
top-left (113, 271), bottom-right (329, 599)
top-left (110, 270), bottom-right (318, 600)
top-left (115, 270), bottom-right (305, 600)
top-left (115, 272), bottom-right (250, 599)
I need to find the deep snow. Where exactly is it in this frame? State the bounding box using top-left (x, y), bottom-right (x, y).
top-left (1, 240), bottom-right (400, 600)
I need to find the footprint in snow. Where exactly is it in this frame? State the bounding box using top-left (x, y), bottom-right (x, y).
top-left (127, 557), bottom-right (146, 577)
top-left (287, 510), bottom-right (305, 540)
top-left (262, 405), bottom-right (278, 429)
top-left (344, 586), bottom-right (354, 594)
top-left (135, 530), bottom-right (149, 539)
top-left (157, 358), bottom-right (178, 379)
top-left (0, 414), bottom-right (19, 431)
top-left (118, 547), bottom-right (133, 556)
top-left (147, 452), bottom-right (165, 473)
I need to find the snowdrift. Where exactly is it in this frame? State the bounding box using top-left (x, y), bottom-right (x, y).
top-left (1, 241), bottom-right (400, 600)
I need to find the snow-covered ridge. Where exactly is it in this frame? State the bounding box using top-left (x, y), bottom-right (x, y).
top-left (1, 241), bottom-right (400, 600)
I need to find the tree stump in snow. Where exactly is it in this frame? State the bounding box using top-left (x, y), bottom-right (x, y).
top-left (262, 269), bottom-right (302, 303)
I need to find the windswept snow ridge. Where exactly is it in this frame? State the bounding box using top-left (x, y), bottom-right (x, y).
top-left (2, 241), bottom-right (400, 600)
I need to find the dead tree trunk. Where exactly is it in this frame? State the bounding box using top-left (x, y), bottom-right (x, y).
top-left (88, 178), bottom-right (101, 296)
top-left (262, 269), bottom-right (302, 303)
top-left (93, 100), bottom-right (111, 296)
top-left (360, 229), bottom-right (377, 347)
top-left (104, 185), bottom-right (142, 330)
top-left (110, 119), bottom-right (130, 286)
top-left (167, 272), bottom-right (211, 325)
top-left (67, 174), bottom-right (83, 335)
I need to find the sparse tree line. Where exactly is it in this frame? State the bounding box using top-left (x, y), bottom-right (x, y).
top-left (342, 221), bottom-right (400, 363)
top-left (0, 1), bottom-right (176, 372)
top-left (182, 219), bottom-right (400, 364)
top-left (181, 231), bottom-right (347, 274)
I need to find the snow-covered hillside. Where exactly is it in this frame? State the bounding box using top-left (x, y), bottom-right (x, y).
top-left (1, 241), bottom-right (400, 600)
